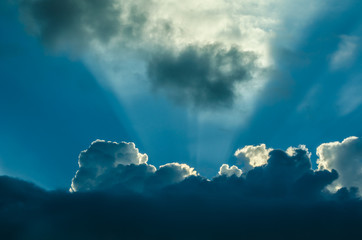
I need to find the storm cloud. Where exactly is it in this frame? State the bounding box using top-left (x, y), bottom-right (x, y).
top-left (1, 137), bottom-right (362, 239)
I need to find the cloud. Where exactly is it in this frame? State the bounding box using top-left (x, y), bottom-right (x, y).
top-left (234, 143), bottom-right (272, 171)
top-left (71, 140), bottom-right (196, 193)
top-left (218, 164), bottom-right (243, 177)
top-left (239, 147), bottom-right (339, 199)
top-left (1, 142), bottom-right (362, 239)
top-left (69, 139), bottom-right (360, 201)
top-left (19, 0), bottom-right (148, 53)
top-left (330, 35), bottom-right (359, 70)
top-left (147, 44), bottom-right (258, 108)
top-left (17, 0), bottom-right (272, 109)
top-left (317, 136), bottom-right (362, 192)
top-left (1, 176), bottom-right (361, 240)
top-left (2, 138), bottom-right (362, 238)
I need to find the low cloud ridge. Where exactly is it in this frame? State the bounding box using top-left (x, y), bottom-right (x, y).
top-left (1, 137), bottom-right (362, 239)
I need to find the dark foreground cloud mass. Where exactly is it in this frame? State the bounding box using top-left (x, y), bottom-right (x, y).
top-left (1, 138), bottom-right (362, 239)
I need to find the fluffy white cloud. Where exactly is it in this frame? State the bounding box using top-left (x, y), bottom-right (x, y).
top-left (71, 140), bottom-right (154, 192)
top-left (286, 145), bottom-right (311, 158)
top-left (218, 164), bottom-right (243, 177)
top-left (234, 144), bottom-right (272, 170)
top-left (78, 139), bottom-right (148, 167)
top-left (317, 136), bottom-right (362, 192)
top-left (70, 140), bottom-right (197, 193)
top-left (148, 163), bottom-right (198, 189)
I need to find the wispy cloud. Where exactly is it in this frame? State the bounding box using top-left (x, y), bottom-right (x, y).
top-left (330, 35), bottom-right (359, 70)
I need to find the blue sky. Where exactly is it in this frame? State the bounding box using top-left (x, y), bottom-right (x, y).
top-left (0, 1), bottom-right (132, 188)
top-left (1, 0), bottom-right (362, 191)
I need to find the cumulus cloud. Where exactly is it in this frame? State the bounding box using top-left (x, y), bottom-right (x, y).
top-left (234, 143), bottom-right (272, 170)
top-left (218, 164), bottom-right (243, 177)
top-left (317, 136), bottom-right (362, 192)
top-left (69, 139), bottom-right (358, 201)
top-left (71, 140), bottom-right (196, 193)
top-left (240, 147), bottom-right (339, 199)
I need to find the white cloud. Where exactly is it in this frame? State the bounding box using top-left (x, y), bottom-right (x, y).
top-left (70, 140), bottom-right (197, 193)
top-left (286, 145), bottom-right (311, 158)
top-left (148, 163), bottom-right (198, 189)
top-left (234, 144), bottom-right (272, 171)
top-left (218, 164), bottom-right (242, 177)
top-left (317, 136), bottom-right (362, 192)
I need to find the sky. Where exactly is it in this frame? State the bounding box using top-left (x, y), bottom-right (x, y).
top-left (1, 0), bottom-right (362, 239)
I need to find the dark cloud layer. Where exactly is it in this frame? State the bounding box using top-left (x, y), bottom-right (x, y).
top-left (148, 44), bottom-right (258, 108)
top-left (1, 139), bottom-right (362, 239)
top-left (0, 176), bottom-right (361, 239)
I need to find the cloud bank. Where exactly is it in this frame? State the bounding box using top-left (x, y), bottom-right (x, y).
top-left (67, 137), bottom-right (362, 199)
top-left (1, 137), bottom-right (362, 239)
top-left (66, 137), bottom-right (361, 199)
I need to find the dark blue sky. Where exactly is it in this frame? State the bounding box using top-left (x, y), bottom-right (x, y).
top-left (1, 0), bottom-right (362, 190)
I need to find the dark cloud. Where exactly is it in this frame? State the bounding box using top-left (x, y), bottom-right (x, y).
top-left (148, 44), bottom-right (258, 108)
top-left (163, 147), bottom-right (339, 202)
top-left (1, 139), bottom-right (362, 239)
top-left (19, 0), bottom-right (147, 52)
top-left (0, 174), bottom-right (361, 239)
